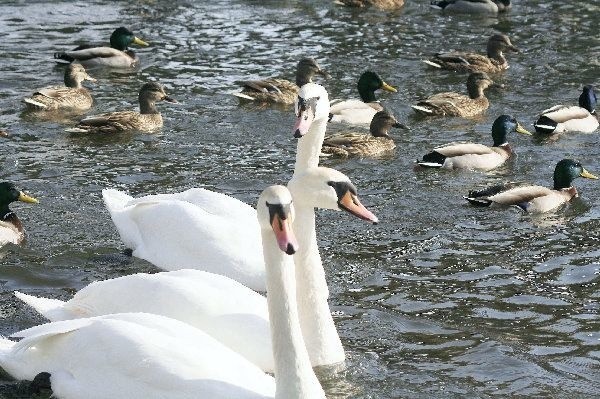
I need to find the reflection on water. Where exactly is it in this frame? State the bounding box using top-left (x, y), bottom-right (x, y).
top-left (1, 0), bottom-right (600, 398)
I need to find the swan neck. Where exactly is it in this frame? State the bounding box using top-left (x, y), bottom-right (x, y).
top-left (262, 226), bottom-right (324, 399)
top-left (294, 117), bottom-right (328, 172)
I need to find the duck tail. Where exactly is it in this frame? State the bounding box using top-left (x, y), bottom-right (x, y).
top-left (23, 97), bottom-right (48, 109)
top-left (463, 196), bottom-right (492, 207)
top-left (411, 104), bottom-right (434, 115)
top-left (430, 0), bottom-right (449, 10)
top-left (422, 60), bottom-right (442, 68)
top-left (231, 92), bottom-right (256, 101)
top-left (417, 151), bottom-right (446, 168)
top-left (53, 52), bottom-right (74, 63)
top-left (14, 292), bottom-right (70, 321)
top-left (533, 115), bottom-right (557, 134)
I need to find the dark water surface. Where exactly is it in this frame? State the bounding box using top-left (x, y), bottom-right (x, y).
top-left (1, 1), bottom-right (599, 398)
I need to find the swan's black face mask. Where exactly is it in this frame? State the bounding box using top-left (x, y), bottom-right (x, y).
top-left (326, 181), bottom-right (379, 224)
top-left (293, 96), bottom-right (320, 138)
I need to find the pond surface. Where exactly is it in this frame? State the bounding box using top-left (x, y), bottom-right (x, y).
top-left (0, 1), bottom-right (599, 397)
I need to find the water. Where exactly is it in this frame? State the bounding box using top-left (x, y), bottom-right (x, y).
top-left (1, 0), bottom-right (599, 397)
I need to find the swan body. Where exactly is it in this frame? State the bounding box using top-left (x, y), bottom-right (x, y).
top-left (23, 64), bottom-right (95, 111)
top-left (465, 159), bottom-right (598, 213)
top-left (417, 115), bottom-right (531, 170)
top-left (0, 182), bottom-right (38, 247)
top-left (431, 0), bottom-right (511, 14)
top-left (1, 186), bottom-right (325, 399)
top-left (534, 85), bottom-right (598, 134)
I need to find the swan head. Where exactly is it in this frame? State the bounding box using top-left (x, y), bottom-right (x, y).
top-left (293, 83), bottom-right (330, 138)
top-left (288, 167), bottom-right (379, 224)
top-left (257, 185), bottom-right (299, 255)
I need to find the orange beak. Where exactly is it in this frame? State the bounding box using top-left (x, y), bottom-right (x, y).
top-left (338, 192), bottom-right (379, 224)
top-left (271, 214), bottom-right (299, 255)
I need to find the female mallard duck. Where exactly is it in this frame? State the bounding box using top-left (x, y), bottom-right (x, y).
top-left (465, 159), bottom-right (598, 213)
top-left (66, 82), bottom-right (176, 134)
top-left (329, 71), bottom-right (397, 125)
top-left (321, 110), bottom-right (407, 157)
top-left (411, 72), bottom-right (498, 117)
top-left (54, 27), bottom-right (149, 68)
top-left (417, 115), bottom-right (531, 170)
top-left (23, 64), bottom-right (96, 111)
top-left (0, 182), bottom-right (38, 246)
top-left (424, 33), bottom-right (519, 74)
top-left (431, 0), bottom-right (511, 14)
top-left (335, 0), bottom-right (404, 10)
top-left (534, 85), bottom-right (599, 134)
top-left (233, 58), bottom-right (328, 104)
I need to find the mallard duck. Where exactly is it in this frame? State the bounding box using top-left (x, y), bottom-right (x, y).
top-left (233, 58), bottom-right (328, 104)
top-left (431, 0), bottom-right (511, 14)
top-left (321, 110), bottom-right (407, 157)
top-left (329, 71), bottom-right (397, 125)
top-left (417, 114), bottom-right (531, 170)
top-left (534, 85), bottom-right (599, 134)
top-left (23, 64), bottom-right (96, 111)
top-left (465, 159), bottom-right (598, 213)
top-left (0, 182), bottom-right (38, 246)
top-left (335, 0), bottom-right (404, 10)
top-left (424, 33), bottom-right (519, 73)
top-left (66, 82), bottom-right (176, 134)
top-left (411, 72), bottom-right (498, 117)
top-left (54, 27), bottom-right (149, 68)
top-left (0, 129), bottom-right (8, 137)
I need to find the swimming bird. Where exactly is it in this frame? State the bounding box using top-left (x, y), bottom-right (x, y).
top-left (321, 110), bottom-right (407, 157)
top-left (0, 186), bottom-right (327, 399)
top-left (329, 71), bottom-right (397, 125)
top-left (534, 85), bottom-right (599, 134)
top-left (423, 33), bottom-right (519, 74)
top-left (65, 82), bottom-right (176, 133)
top-left (464, 159), bottom-right (598, 213)
top-left (431, 0), bottom-right (511, 14)
top-left (23, 64), bottom-right (96, 111)
top-left (54, 27), bottom-right (149, 68)
top-left (0, 182), bottom-right (38, 246)
top-left (233, 58), bottom-right (328, 104)
top-left (335, 0), bottom-right (405, 10)
top-left (417, 114), bottom-right (531, 170)
top-left (411, 72), bottom-right (499, 117)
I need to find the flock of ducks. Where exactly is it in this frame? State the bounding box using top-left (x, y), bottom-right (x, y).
top-left (0, 1), bottom-right (599, 398)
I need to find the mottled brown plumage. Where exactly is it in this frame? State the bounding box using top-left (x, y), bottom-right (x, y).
top-left (336, 0), bottom-right (405, 10)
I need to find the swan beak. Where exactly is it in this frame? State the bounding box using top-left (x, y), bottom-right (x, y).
top-left (580, 169), bottom-right (599, 180)
top-left (271, 214), bottom-right (299, 255)
top-left (293, 106), bottom-right (315, 138)
top-left (339, 192), bottom-right (379, 224)
top-left (515, 123), bottom-right (532, 135)
top-left (18, 192), bottom-right (38, 204)
top-left (162, 96), bottom-right (178, 104)
top-left (133, 37), bottom-right (149, 47)
top-left (381, 82), bottom-right (397, 93)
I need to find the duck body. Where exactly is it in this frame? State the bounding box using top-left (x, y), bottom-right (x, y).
top-left (66, 82), bottom-right (176, 133)
top-left (465, 159), bottom-right (598, 213)
top-left (431, 0), bottom-right (511, 14)
top-left (425, 33), bottom-right (519, 74)
top-left (412, 72), bottom-right (496, 117)
top-left (329, 71), bottom-right (397, 125)
top-left (234, 58), bottom-right (328, 104)
top-left (54, 27), bottom-right (148, 69)
top-left (336, 0), bottom-right (405, 10)
top-left (0, 183), bottom-right (38, 247)
top-left (534, 85), bottom-right (599, 134)
top-left (417, 115), bottom-right (531, 170)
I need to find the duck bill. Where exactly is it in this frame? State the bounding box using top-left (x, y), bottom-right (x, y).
top-left (317, 69), bottom-right (331, 79)
top-left (393, 121), bottom-right (410, 130)
top-left (18, 192), bottom-right (38, 204)
top-left (515, 123), bottom-right (532, 135)
top-left (163, 96), bottom-right (178, 104)
top-left (338, 192), bottom-right (379, 224)
top-left (580, 169), bottom-right (599, 180)
top-left (271, 215), bottom-right (299, 255)
top-left (84, 73), bottom-right (97, 83)
top-left (381, 82), bottom-right (397, 93)
top-left (133, 37), bottom-right (149, 47)
top-left (293, 107), bottom-right (315, 138)
top-left (508, 44), bottom-right (520, 53)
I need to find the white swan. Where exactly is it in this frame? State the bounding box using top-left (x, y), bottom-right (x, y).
top-left (16, 167), bottom-right (375, 373)
top-left (1, 186), bottom-right (325, 399)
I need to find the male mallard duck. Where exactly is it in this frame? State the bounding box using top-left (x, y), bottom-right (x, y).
top-left (322, 110), bottom-right (407, 157)
top-left (424, 33), bottom-right (519, 74)
top-left (66, 82), bottom-right (176, 133)
top-left (54, 27), bottom-right (149, 68)
top-left (431, 0), bottom-right (511, 14)
top-left (335, 0), bottom-right (404, 10)
top-left (329, 71), bottom-right (397, 125)
top-left (411, 72), bottom-right (498, 117)
top-left (417, 115), bottom-right (531, 170)
top-left (465, 159), bottom-right (598, 213)
top-left (534, 85), bottom-right (599, 134)
top-left (233, 58), bottom-right (328, 104)
top-left (0, 182), bottom-right (38, 246)
top-left (23, 64), bottom-right (96, 111)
